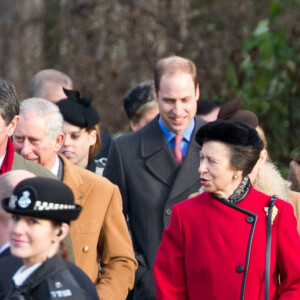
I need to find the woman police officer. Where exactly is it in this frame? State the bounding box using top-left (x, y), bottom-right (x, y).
top-left (1, 177), bottom-right (90, 299)
top-left (154, 120), bottom-right (300, 300)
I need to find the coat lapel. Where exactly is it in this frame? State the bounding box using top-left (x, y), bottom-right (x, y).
top-left (59, 154), bottom-right (94, 206)
top-left (168, 117), bottom-right (205, 200)
top-left (141, 118), bottom-right (179, 187)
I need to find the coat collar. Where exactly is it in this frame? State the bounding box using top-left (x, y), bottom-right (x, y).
top-left (59, 154), bottom-right (93, 206)
top-left (140, 116), bottom-right (204, 198)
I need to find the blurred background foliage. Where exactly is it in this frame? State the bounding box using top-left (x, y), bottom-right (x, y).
top-left (0, 0), bottom-right (299, 174)
top-left (226, 0), bottom-right (300, 174)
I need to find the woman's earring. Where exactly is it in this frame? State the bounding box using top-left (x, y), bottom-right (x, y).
top-left (233, 174), bottom-right (238, 179)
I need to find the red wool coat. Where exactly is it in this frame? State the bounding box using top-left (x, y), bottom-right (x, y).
top-left (154, 187), bottom-right (300, 300)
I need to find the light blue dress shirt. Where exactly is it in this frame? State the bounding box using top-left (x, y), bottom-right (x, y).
top-left (159, 117), bottom-right (195, 157)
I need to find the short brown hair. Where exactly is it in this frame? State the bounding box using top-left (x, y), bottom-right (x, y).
top-left (228, 144), bottom-right (261, 176)
top-left (154, 56), bottom-right (197, 92)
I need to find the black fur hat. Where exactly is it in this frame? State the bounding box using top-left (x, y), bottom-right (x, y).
top-left (195, 120), bottom-right (264, 150)
top-left (2, 177), bottom-right (82, 222)
top-left (57, 88), bottom-right (100, 130)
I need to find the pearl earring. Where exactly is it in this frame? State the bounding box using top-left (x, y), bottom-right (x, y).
top-left (233, 174), bottom-right (238, 179)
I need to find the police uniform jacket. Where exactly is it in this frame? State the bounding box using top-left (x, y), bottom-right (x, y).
top-left (103, 116), bottom-right (205, 300)
top-left (0, 249), bottom-right (99, 300)
top-left (60, 155), bottom-right (137, 300)
top-left (4, 254), bottom-right (89, 300)
top-left (154, 187), bottom-right (300, 300)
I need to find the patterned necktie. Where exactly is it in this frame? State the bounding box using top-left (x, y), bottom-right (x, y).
top-left (173, 134), bottom-right (183, 165)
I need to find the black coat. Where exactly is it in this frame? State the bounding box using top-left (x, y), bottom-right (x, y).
top-left (1, 253), bottom-right (98, 300)
top-left (103, 116), bottom-right (205, 300)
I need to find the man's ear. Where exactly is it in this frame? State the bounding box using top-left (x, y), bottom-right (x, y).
top-left (7, 115), bottom-right (20, 137)
top-left (195, 83), bottom-right (200, 101)
top-left (54, 133), bottom-right (65, 152)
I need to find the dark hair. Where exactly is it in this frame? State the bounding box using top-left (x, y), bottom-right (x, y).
top-left (154, 56), bottom-right (197, 92)
top-left (0, 78), bottom-right (19, 125)
top-left (227, 144), bottom-right (261, 176)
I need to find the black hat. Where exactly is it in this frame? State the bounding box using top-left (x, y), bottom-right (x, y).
top-left (197, 98), bottom-right (221, 115)
top-left (57, 88), bottom-right (100, 130)
top-left (217, 97), bottom-right (259, 128)
top-left (195, 120), bottom-right (264, 150)
top-left (2, 177), bottom-right (82, 222)
top-left (123, 81), bottom-right (155, 120)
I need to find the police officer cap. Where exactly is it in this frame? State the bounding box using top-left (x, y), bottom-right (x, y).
top-left (2, 177), bottom-right (82, 222)
top-left (57, 88), bottom-right (100, 130)
top-left (123, 81), bottom-right (155, 120)
top-left (217, 97), bottom-right (259, 128)
top-left (195, 120), bottom-right (264, 150)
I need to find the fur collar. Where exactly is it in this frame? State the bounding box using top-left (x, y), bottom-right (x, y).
top-left (253, 160), bottom-right (289, 201)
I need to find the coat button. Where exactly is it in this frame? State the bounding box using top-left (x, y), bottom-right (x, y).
top-left (246, 216), bottom-right (254, 223)
top-left (165, 208), bottom-right (172, 216)
top-left (83, 246), bottom-right (89, 253)
top-left (236, 266), bottom-right (244, 273)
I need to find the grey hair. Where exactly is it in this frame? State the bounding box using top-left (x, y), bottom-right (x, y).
top-left (20, 98), bottom-right (64, 140)
top-left (29, 69), bottom-right (73, 98)
top-left (0, 78), bottom-right (19, 125)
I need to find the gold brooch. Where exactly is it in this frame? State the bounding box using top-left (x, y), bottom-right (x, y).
top-left (264, 206), bottom-right (278, 225)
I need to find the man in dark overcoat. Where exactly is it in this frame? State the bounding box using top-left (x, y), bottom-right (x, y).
top-left (103, 55), bottom-right (206, 300)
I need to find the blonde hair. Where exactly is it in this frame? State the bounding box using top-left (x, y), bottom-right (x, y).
top-left (256, 126), bottom-right (267, 149)
top-left (154, 56), bottom-right (197, 92)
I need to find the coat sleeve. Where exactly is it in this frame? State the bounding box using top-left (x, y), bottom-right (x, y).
top-left (97, 184), bottom-right (138, 300)
top-left (276, 202), bottom-right (300, 299)
top-left (154, 205), bottom-right (188, 300)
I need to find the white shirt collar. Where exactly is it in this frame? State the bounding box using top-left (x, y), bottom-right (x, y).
top-left (50, 155), bottom-right (60, 176)
top-left (0, 242), bottom-right (10, 254)
top-left (0, 150), bottom-right (7, 169)
top-left (13, 262), bottom-right (42, 286)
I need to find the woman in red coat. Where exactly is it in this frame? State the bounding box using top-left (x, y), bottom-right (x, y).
top-left (154, 120), bottom-right (300, 300)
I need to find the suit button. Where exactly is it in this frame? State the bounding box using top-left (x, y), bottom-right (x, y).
top-left (236, 266), bottom-right (244, 273)
top-left (83, 246), bottom-right (89, 253)
top-left (165, 208), bottom-right (172, 216)
top-left (246, 216), bottom-right (254, 223)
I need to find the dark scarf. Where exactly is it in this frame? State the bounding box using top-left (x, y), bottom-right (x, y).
top-left (228, 176), bottom-right (251, 203)
top-left (0, 139), bottom-right (14, 175)
top-left (214, 176), bottom-right (251, 204)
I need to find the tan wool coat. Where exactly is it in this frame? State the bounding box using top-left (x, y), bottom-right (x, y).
top-left (60, 155), bottom-right (137, 300)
